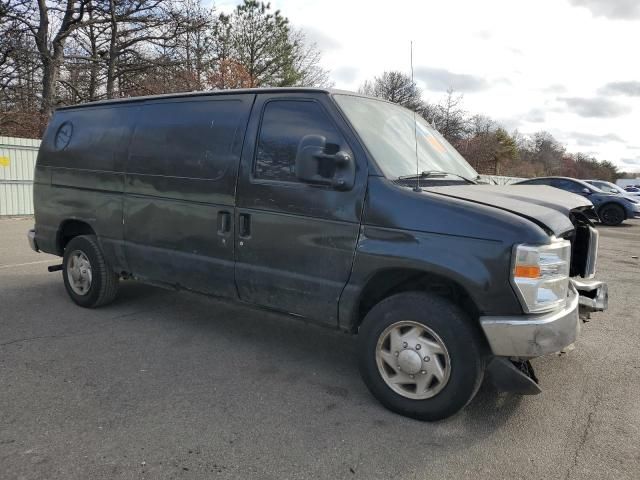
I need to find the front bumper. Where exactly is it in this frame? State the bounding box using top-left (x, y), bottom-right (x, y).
top-left (480, 278), bottom-right (607, 358)
top-left (628, 203), bottom-right (640, 217)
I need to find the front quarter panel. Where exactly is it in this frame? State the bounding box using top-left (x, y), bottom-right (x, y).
top-left (338, 178), bottom-right (552, 330)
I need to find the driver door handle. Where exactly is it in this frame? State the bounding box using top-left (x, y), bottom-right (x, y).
top-left (217, 211), bottom-right (231, 236)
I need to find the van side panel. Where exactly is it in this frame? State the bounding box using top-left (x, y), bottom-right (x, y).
top-left (34, 104), bottom-right (137, 272)
top-left (337, 177), bottom-right (551, 330)
top-left (123, 94), bottom-right (254, 298)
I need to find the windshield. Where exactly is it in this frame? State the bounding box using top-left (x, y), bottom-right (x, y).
top-left (333, 94), bottom-right (478, 181)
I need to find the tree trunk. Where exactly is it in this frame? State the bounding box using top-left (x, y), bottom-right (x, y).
top-left (87, 8), bottom-right (99, 101)
top-left (106, 0), bottom-right (118, 98)
top-left (40, 43), bottom-right (64, 116)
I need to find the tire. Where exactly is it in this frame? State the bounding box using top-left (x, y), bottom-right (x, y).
top-left (62, 235), bottom-right (119, 308)
top-left (358, 292), bottom-right (485, 421)
top-left (598, 203), bottom-right (625, 226)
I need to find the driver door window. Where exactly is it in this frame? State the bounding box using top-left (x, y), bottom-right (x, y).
top-left (551, 179), bottom-right (585, 194)
top-left (254, 100), bottom-right (345, 183)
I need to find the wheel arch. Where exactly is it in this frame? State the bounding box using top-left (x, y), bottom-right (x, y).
top-left (350, 267), bottom-right (481, 334)
top-left (56, 219), bottom-right (96, 255)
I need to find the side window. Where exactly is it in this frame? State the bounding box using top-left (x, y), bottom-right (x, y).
top-left (43, 105), bottom-right (136, 171)
top-left (254, 100), bottom-right (345, 182)
top-left (552, 179), bottom-right (584, 193)
top-left (128, 99), bottom-right (245, 179)
top-left (522, 179), bottom-right (549, 186)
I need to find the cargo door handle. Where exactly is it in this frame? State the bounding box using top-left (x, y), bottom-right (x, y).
top-left (239, 213), bottom-right (251, 238)
top-left (217, 211), bottom-right (231, 235)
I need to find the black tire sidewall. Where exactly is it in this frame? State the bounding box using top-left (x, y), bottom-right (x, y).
top-left (358, 292), bottom-right (485, 421)
top-left (599, 204), bottom-right (624, 226)
top-left (62, 236), bottom-right (105, 308)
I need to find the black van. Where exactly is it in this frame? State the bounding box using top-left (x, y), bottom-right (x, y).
top-left (28, 88), bottom-right (608, 420)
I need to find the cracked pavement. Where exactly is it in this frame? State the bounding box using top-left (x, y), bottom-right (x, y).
top-left (1, 217), bottom-right (639, 479)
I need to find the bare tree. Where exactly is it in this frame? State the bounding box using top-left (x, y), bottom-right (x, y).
top-left (101, 0), bottom-right (181, 98)
top-left (290, 29), bottom-right (333, 88)
top-left (2, 0), bottom-right (99, 115)
top-left (359, 71), bottom-right (423, 111)
top-left (426, 88), bottom-right (468, 144)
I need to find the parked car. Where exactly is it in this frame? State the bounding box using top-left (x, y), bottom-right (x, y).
top-left (514, 176), bottom-right (640, 226)
top-left (28, 88), bottom-right (608, 421)
top-left (587, 179), bottom-right (640, 198)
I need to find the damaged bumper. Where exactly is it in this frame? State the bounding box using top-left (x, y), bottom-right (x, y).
top-left (479, 278), bottom-right (607, 358)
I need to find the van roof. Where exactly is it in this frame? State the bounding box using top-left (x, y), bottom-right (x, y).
top-left (56, 87), bottom-right (364, 111)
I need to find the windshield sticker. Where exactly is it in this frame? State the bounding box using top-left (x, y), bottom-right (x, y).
top-left (427, 135), bottom-right (446, 153)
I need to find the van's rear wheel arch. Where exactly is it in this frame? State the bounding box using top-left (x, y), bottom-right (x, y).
top-left (56, 220), bottom-right (96, 255)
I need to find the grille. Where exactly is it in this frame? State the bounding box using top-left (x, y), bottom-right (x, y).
top-left (566, 222), bottom-right (598, 278)
top-left (584, 226), bottom-right (598, 278)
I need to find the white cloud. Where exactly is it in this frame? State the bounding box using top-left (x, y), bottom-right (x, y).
top-left (599, 81), bottom-right (640, 96)
top-left (569, 0), bottom-right (640, 19)
top-left (414, 67), bottom-right (489, 92)
top-left (558, 97), bottom-right (632, 118)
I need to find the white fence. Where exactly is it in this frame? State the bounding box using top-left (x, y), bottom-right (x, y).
top-left (0, 136), bottom-right (40, 216)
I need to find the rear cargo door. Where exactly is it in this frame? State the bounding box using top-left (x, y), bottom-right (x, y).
top-left (233, 92), bottom-right (367, 326)
top-left (123, 94), bottom-right (254, 298)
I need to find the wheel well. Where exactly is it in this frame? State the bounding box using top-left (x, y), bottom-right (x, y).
top-left (354, 268), bottom-right (480, 333)
top-left (56, 220), bottom-right (95, 255)
top-left (598, 202), bottom-right (626, 218)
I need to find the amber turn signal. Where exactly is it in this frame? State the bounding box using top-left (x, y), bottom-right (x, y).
top-left (514, 265), bottom-right (541, 278)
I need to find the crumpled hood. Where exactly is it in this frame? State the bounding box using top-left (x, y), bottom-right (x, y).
top-left (424, 184), bottom-right (592, 236)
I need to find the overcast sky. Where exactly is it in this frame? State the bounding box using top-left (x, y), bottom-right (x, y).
top-left (217, 0), bottom-right (640, 172)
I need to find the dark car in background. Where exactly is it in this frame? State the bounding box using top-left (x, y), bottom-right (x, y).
top-left (514, 176), bottom-right (640, 226)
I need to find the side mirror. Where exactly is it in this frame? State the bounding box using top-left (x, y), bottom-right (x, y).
top-left (581, 188), bottom-right (592, 195)
top-left (295, 135), bottom-right (355, 191)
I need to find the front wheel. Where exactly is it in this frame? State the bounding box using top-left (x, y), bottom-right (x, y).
top-left (63, 235), bottom-right (119, 308)
top-left (598, 204), bottom-right (625, 226)
top-left (358, 292), bottom-right (485, 421)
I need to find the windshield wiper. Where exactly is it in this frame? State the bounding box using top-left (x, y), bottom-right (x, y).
top-left (398, 170), bottom-right (477, 184)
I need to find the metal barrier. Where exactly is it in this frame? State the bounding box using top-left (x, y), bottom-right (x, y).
top-left (479, 175), bottom-right (524, 185)
top-left (0, 136), bottom-right (40, 216)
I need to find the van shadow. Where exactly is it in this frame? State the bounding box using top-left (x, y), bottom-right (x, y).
top-left (113, 281), bottom-right (526, 438)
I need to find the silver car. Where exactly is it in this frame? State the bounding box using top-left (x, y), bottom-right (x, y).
top-left (586, 180), bottom-right (640, 198)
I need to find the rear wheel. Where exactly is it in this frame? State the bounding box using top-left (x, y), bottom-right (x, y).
top-left (358, 292), bottom-right (485, 421)
top-left (599, 203), bottom-right (625, 226)
top-left (62, 235), bottom-right (119, 308)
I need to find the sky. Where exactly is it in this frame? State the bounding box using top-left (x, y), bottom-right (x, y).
top-left (216, 0), bottom-right (640, 172)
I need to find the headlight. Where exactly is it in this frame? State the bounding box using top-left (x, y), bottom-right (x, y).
top-left (511, 239), bottom-right (571, 313)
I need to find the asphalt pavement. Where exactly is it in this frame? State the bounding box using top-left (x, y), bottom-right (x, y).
top-left (1, 216), bottom-right (639, 479)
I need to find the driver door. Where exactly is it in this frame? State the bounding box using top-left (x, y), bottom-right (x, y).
top-left (233, 93), bottom-right (367, 326)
